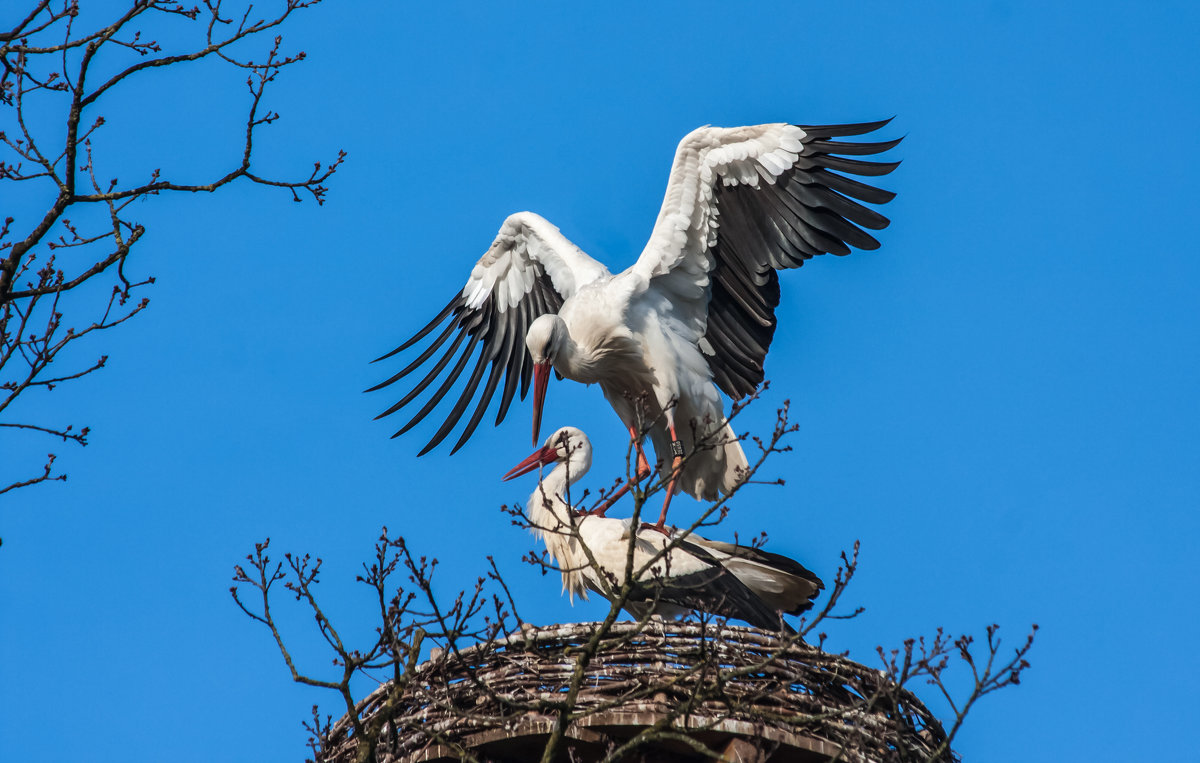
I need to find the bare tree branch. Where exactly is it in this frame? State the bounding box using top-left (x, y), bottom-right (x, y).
top-left (1, 0), bottom-right (341, 496)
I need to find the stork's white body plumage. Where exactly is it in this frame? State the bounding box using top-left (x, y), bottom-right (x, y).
top-left (375, 120), bottom-right (901, 517)
top-left (504, 427), bottom-right (823, 630)
top-left (535, 263), bottom-right (746, 502)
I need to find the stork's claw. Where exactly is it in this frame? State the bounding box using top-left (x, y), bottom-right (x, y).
top-left (639, 521), bottom-right (672, 536)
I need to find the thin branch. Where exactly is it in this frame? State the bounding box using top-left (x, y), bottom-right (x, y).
top-left (0, 452), bottom-right (63, 495)
top-left (2, 0), bottom-right (339, 494)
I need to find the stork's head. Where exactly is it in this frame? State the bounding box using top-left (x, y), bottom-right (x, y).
top-left (525, 314), bottom-right (569, 445)
top-left (502, 426), bottom-right (592, 482)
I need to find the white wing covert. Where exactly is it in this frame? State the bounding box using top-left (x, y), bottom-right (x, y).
top-left (633, 120), bottom-right (902, 399)
top-left (370, 213), bottom-right (608, 454)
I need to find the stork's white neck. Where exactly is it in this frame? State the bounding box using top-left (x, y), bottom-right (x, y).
top-left (554, 327), bottom-right (645, 387)
top-left (525, 445), bottom-right (593, 602)
top-left (526, 454), bottom-right (586, 530)
top-left (555, 340), bottom-right (599, 384)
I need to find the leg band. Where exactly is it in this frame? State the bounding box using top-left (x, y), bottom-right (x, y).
top-left (671, 440), bottom-right (685, 458)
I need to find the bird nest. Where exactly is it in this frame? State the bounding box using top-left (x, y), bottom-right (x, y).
top-left (321, 621), bottom-right (952, 763)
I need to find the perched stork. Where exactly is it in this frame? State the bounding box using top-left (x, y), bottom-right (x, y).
top-left (372, 120), bottom-right (901, 527)
top-left (503, 426), bottom-right (824, 631)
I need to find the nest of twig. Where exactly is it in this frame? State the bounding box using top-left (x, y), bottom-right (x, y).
top-left (321, 621), bottom-right (952, 763)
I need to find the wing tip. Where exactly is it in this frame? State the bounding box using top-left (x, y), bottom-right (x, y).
top-left (370, 346), bottom-right (402, 364)
top-left (794, 116), bottom-right (897, 139)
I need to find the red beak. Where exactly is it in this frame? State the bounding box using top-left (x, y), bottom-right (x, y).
top-left (503, 444), bottom-right (559, 481)
top-left (531, 361), bottom-right (551, 446)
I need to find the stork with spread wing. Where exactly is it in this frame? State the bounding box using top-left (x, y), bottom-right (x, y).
top-left (371, 120), bottom-right (901, 528)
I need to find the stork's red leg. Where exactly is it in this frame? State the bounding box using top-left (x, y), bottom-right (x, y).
top-left (654, 417), bottom-right (683, 530)
top-left (588, 482), bottom-right (629, 517)
top-left (588, 426), bottom-right (653, 518)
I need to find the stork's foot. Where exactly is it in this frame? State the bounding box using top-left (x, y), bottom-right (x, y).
top-left (636, 453), bottom-right (651, 477)
top-left (638, 521), bottom-right (672, 536)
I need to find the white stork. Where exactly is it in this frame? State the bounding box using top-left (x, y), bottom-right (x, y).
top-left (372, 119), bottom-right (900, 527)
top-left (503, 426), bottom-right (824, 631)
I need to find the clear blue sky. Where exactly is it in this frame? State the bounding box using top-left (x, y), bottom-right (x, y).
top-left (4, 2), bottom-right (1199, 760)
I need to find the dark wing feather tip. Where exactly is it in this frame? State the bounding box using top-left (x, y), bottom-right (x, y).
top-left (794, 117), bottom-right (895, 139)
top-left (372, 294), bottom-right (458, 363)
top-left (372, 265), bottom-right (564, 453)
top-left (805, 136), bottom-right (904, 155)
top-left (700, 119), bottom-right (899, 397)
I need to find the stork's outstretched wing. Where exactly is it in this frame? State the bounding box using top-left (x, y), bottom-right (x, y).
top-left (370, 212), bottom-right (609, 454)
top-left (633, 120), bottom-right (901, 398)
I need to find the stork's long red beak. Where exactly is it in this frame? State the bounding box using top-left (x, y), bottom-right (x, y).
top-left (531, 361), bottom-right (551, 446)
top-left (502, 444), bottom-right (559, 481)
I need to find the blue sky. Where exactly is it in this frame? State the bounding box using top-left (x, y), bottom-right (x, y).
top-left (3, 1), bottom-right (1199, 760)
